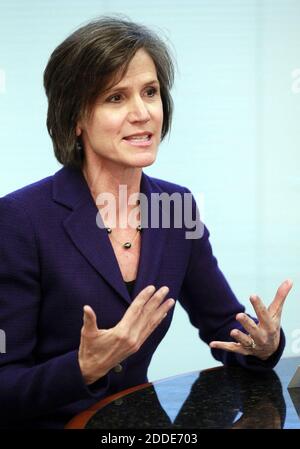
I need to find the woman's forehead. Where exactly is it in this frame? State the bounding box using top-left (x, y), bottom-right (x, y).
top-left (108, 50), bottom-right (158, 89)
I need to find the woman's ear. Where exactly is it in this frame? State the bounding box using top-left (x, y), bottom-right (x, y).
top-left (75, 124), bottom-right (82, 137)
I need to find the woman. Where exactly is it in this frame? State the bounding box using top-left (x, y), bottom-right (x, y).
top-left (0, 16), bottom-right (292, 429)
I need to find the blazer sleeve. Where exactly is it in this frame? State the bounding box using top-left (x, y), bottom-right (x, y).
top-left (0, 196), bottom-right (109, 422)
top-left (178, 192), bottom-right (285, 371)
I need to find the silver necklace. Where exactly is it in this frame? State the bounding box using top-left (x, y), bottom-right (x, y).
top-left (106, 224), bottom-right (142, 249)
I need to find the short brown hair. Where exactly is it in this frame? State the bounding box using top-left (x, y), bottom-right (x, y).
top-left (43, 16), bottom-right (175, 168)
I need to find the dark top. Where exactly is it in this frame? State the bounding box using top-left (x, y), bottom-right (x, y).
top-left (0, 166), bottom-right (285, 429)
top-left (124, 279), bottom-right (136, 298)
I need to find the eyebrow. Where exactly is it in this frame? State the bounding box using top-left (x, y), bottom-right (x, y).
top-left (105, 79), bottom-right (160, 94)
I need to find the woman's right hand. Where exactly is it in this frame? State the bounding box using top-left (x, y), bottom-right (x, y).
top-left (78, 285), bottom-right (175, 385)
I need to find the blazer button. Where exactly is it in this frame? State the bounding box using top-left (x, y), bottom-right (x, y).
top-left (113, 363), bottom-right (123, 373)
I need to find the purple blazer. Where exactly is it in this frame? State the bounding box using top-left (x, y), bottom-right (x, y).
top-left (0, 166), bottom-right (284, 428)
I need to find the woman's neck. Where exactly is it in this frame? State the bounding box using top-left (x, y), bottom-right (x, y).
top-left (83, 162), bottom-right (142, 197)
top-left (82, 158), bottom-right (142, 226)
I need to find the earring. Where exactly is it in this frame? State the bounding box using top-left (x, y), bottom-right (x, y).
top-left (76, 139), bottom-right (83, 153)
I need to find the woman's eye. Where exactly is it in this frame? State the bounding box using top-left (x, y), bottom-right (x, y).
top-left (107, 94), bottom-right (122, 103)
top-left (145, 86), bottom-right (158, 97)
top-left (106, 87), bottom-right (158, 103)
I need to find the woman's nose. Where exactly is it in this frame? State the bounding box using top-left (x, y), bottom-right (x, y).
top-left (127, 97), bottom-right (151, 122)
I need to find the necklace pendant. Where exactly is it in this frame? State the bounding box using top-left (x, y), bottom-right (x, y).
top-left (123, 242), bottom-right (132, 249)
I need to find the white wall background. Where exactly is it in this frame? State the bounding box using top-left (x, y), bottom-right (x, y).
top-left (0, 0), bottom-right (300, 382)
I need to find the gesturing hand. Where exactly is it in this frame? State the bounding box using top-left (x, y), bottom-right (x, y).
top-left (78, 285), bottom-right (175, 385)
top-left (209, 279), bottom-right (293, 360)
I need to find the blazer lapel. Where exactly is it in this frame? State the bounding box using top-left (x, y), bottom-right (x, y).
top-left (52, 167), bottom-right (169, 305)
top-left (132, 173), bottom-right (169, 299)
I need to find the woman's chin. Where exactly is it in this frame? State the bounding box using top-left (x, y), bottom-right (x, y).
top-left (129, 152), bottom-right (157, 168)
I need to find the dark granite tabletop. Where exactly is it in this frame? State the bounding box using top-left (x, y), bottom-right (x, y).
top-left (67, 356), bottom-right (300, 429)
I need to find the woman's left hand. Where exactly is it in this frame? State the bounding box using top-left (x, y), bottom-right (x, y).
top-left (209, 279), bottom-right (293, 360)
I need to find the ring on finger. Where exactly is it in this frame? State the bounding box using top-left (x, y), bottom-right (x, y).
top-left (243, 335), bottom-right (257, 349)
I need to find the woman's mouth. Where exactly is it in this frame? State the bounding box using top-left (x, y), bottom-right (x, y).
top-left (122, 133), bottom-right (153, 147)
